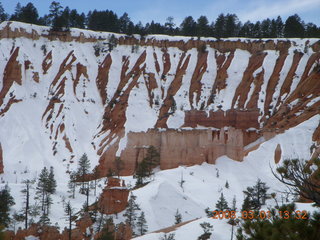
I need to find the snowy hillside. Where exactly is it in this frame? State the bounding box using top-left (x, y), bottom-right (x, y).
top-left (0, 21), bottom-right (319, 239)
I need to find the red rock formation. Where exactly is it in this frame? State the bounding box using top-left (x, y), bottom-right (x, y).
top-left (96, 54), bottom-right (112, 105)
top-left (184, 109), bottom-right (260, 129)
top-left (189, 51), bottom-right (208, 107)
top-left (0, 47), bottom-right (22, 107)
top-left (274, 144), bottom-right (282, 164)
top-left (98, 178), bottom-right (129, 214)
top-left (99, 128), bottom-right (261, 176)
top-left (156, 53), bottom-right (191, 128)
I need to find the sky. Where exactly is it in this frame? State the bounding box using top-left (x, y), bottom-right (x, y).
top-left (1, 0), bottom-right (320, 26)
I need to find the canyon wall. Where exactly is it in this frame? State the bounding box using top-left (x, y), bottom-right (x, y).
top-left (0, 21), bottom-right (319, 178)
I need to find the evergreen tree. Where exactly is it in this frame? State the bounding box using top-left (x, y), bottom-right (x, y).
top-left (0, 185), bottom-right (15, 228)
top-left (64, 201), bottom-right (74, 240)
top-left (0, 2), bottom-right (7, 22)
top-left (160, 233), bottom-right (176, 240)
top-left (284, 14), bottom-right (305, 38)
top-left (114, 157), bottom-right (125, 178)
top-left (119, 12), bottom-right (132, 34)
top-left (136, 211), bottom-right (148, 236)
top-left (225, 181), bottom-right (229, 189)
top-left (215, 193), bottom-right (229, 211)
top-left (214, 14), bottom-right (225, 38)
top-left (144, 146), bottom-right (160, 175)
top-left (10, 3), bottom-right (22, 21)
top-left (165, 16), bottom-right (175, 35)
top-left (225, 14), bottom-right (239, 37)
top-left (37, 167), bottom-right (50, 212)
top-left (38, 213), bottom-right (51, 227)
top-left (180, 16), bottom-right (197, 36)
top-left (198, 222), bottom-right (213, 240)
top-left (274, 158), bottom-right (320, 206)
top-left (18, 2), bottom-right (39, 24)
top-left (243, 179), bottom-right (269, 210)
top-left (68, 171), bottom-right (77, 199)
top-left (236, 203), bottom-right (320, 240)
top-left (196, 16), bottom-right (211, 37)
top-left (275, 16), bottom-right (284, 37)
top-left (174, 209), bottom-right (182, 224)
top-left (21, 179), bottom-right (35, 229)
top-left (260, 18), bottom-right (272, 38)
top-left (77, 153), bottom-right (91, 192)
top-left (47, 166), bottom-right (57, 194)
top-left (124, 194), bottom-right (140, 230)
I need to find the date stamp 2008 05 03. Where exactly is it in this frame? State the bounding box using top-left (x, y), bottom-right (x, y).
top-left (211, 210), bottom-right (308, 220)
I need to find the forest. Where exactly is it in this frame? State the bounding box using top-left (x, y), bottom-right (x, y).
top-left (0, 1), bottom-right (320, 38)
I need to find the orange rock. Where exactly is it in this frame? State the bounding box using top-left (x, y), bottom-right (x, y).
top-left (98, 178), bottom-right (129, 214)
top-left (274, 144), bottom-right (282, 164)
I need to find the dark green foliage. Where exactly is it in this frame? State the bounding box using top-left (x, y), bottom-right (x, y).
top-left (77, 153), bottom-right (91, 193)
top-left (0, 185), bottom-right (15, 228)
top-left (10, 2), bottom-right (39, 24)
top-left (174, 209), bottom-right (182, 224)
top-left (87, 10), bottom-right (119, 32)
top-left (284, 14), bottom-right (305, 38)
top-left (196, 16), bottom-right (211, 37)
top-left (123, 194), bottom-right (140, 230)
top-left (0, 2), bottom-right (318, 38)
top-left (180, 16), bottom-right (197, 36)
top-left (242, 179), bottom-right (269, 210)
top-left (160, 233), bottom-right (176, 240)
top-left (198, 222), bottom-right (213, 240)
top-left (274, 158), bottom-right (320, 207)
top-left (215, 193), bottom-right (229, 211)
top-left (236, 204), bottom-right (320, 240)
top-left (134, 146), bottom-right (160, 187)
top-left (48, 166), bottom-right (57, 194)
top-left (0, 2), bottom-right (8, 22)
top-left (64, 201), bottom-right (75, 240)
top-left (136, 211), bottom-right (148, 236)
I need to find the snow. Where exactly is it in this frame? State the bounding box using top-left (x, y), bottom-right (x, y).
top-left (0, 22), bottom-right (319, 239)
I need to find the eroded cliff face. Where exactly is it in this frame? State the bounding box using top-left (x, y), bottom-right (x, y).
top-left (0, 21), bottom-right (319, 177)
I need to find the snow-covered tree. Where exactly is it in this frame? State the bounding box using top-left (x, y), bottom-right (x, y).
top-left (215, 193), bottom-right (229, 211)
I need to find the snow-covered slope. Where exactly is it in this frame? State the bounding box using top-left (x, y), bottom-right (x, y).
top-left (0, 21), bottom-right (319, 239)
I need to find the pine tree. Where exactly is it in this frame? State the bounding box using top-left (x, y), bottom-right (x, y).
top-left (114, 157), bottom-right (124, 178)
top-left (160, 233), bottom-right (176, 240)
top-left (174, 209), bottom-right (182, 224)
top-left (284, 14), bottom-right (305, 38)
top-left (65, 201), bottom-right (74, 240)
top-left (0, 2), bottom-right (7, 22)
top-left (124, 194), bottom-right (140, 230)
top-left (21, 179), bottom-right (35, 229)
top-left (196, 16), bottom-right (211, 37)
top-left (38, 213), bottom-right (51, 227)
top-left (77, 153), bottom-right (91, 193)
top-left (68, 171), bottom-right (77, 199)
top-left (18, 2), bottom-right (39, 24)
top-left (198, 222), bottom-right (213, 240)
top-left (136, 211), bottom-right (148, 236)
top-left (0, 185), bottom-right (15, 228)
top-left (225, 181), bottom-right (229, 189)
top-left (214, 14), bottom-right (226, 38)
top-left (215, 193), bottom-right (229, 211)
top-left (47, 166), bottom-right (57, 194)
top-left (180, 16), bottom-right (197, 36)
top-left (37, 167), bottom-right (49, 212)
top-left (243, 179), bottom-right (269, 210)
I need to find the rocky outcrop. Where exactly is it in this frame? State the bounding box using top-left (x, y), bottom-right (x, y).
top-left (184, 110), bottom-right (260, 129)
top-left (274, 144), bottom-right (282, 164)
top-left (98, 128), bottom-right (261, 175)
top-left (98, 178), bottom-right (129, 214)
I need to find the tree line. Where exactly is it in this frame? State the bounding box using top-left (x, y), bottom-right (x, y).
top-left (0, 1), bottom-right (320, 38)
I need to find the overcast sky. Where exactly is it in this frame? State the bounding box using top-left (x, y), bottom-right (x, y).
top-left (2, 0), bottom-right (320, 25)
